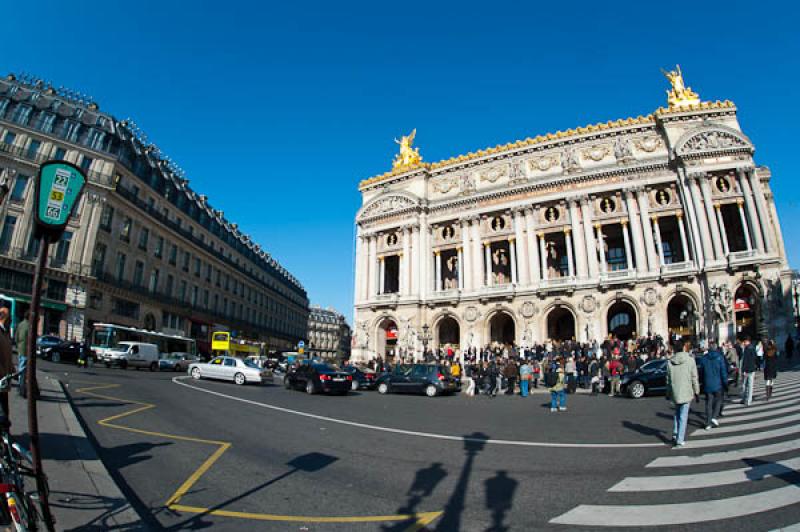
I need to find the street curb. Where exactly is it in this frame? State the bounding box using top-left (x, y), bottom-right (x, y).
top-left (51, 375), bottom-right (147, 529)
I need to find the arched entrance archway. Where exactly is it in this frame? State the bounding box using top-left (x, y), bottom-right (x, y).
top-left (376, 318), bottom-right (398, 361)
top-left (734, 284), bottom-right (759, 340)
top-left (437, 316), bottom-right (460, 348)
top-left (607, 301), bottom-right (637, 341)
top-left (667, 294), bottom-right (697, 346)
top-left (546, 307), bottom-right (575, 342)
top-left (488, 312), bottom-right (515, 346)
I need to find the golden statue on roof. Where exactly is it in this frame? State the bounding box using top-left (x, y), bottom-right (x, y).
top-left (393, 129), bottom-right (423, 170)
top-left (662, 65), bottom-right (701, 109)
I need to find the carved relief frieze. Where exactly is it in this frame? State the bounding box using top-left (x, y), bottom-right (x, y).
top-left (527, 154), bottom-right (559, 172)
top-left (360, 195), bottom-right (416, 218)
top-left (479, 165), bottom-right (508, 183)
top-left (432, 175), bottom-right (459, 194)
top-left (682, 130), bottom-right (748, 153)
top-left (582, 144), bottom-right (611, 162)
top-left (633, 136), bottom-right (663, 153)
top-left (561, 147), bottom-right (581, 173)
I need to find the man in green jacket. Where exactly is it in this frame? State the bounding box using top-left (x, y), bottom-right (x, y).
top-left (15, 312), bottom-right (30, 398)
top-left (666, 341), bottom-right (700, 448)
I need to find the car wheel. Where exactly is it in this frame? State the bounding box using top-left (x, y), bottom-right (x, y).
top-left (150, 362), bottom-right (158, 372)
top-left (191, 368), bottom-right (202, 380)
top-left (351, 380), bottom-right (359, 391)
top-left (425, 384), bottom-right (438, 398)
top-left (51, 352), bottom-right (60, 363)
top-left (234, 373), bottom-right (246, 385)
top-left (377, 382), bottom-right (390, 395)
top-left (305, 381), bottom-right (316, 395)
top-left (628, 381), bottom-right (645, 399)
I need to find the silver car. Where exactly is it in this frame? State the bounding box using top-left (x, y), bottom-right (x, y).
top-left (188, 356), bottom-right (271, 385)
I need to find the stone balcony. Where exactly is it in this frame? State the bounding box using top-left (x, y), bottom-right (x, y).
top-left (660, 260), bottom-right (696, 278)
top-left (600, 269), bottom-right (636, 285)
top-left (728, 249), bottom-right (758, 268)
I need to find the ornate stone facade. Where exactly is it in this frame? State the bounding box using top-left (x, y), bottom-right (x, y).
top-left (352, 73), bottom-right (792, 362)
top-left (307, 305), bottom-right (351, 360)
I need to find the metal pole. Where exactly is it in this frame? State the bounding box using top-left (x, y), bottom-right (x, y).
top-left (25, 236), bottom-right (56, 531)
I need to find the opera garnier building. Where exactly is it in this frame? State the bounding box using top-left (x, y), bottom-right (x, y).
top-left (351, 67), bottom-right (792, 362)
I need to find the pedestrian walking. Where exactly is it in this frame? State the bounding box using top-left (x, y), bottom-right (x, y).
top-left (14, 311), bottom-right (30, 398)
top-left (764, 340), bottom-right (778, 401)
top-left (608, 356), bottom-right (623, 397)
top-left (531, 359), bottom-right (541, 389)
top-left (666, 341), bottom-right (700, 448)
top-left (740, 336), bottom-right (757, 406)
top-left (0, 307), bottom-right (12, 418)
top-left (698, 341), bottom-right (727, 430)
top-left (565, 356), bottom-right (577, 394)
top-left (464, 362), bottom-right (476, 397)
top-left (547, 363), bottom-right (567, 412)
top-left (519, 360), bottom-right (531, 397)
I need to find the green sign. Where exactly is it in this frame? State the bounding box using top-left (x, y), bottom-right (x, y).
top-left (35, 161), bottom-right (86, 235)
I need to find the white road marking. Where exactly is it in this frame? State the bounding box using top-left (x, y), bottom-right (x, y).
top-left (691, 412), bottom-right (800, 437)
top-left (610, 456), bottom-right (800, 492)
top-left (726, 392), bottom-right (800, 411)
top-left (171, 377), bottom-right (664, 449)
top-left (648, 438), bottom-right (800, 468)
top-left (723, 400), bottom-right (800, 419)
top-left (681, 424), bottom-right (800, 448)
top-left (550, 484), bottom-right (800, 526)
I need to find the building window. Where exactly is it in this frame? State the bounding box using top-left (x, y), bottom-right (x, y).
top-left (154, 236), bottom-right (164, 259)
top-left (120, 216), bottom-right (132, 242)
top-left (206, 264), bottom-right (212, 283)
top-left (10, 175), bottom-right (29, 202)
top-left (38, 112), bottom-right (56, 133)
top-left (169, 244), bottom-right (177, 265)
top-left (92, 243), bottom-right (106, 277)
top-left (165, 274), bottom-right (174, 297)
top-left (138, 227), bottom-right (149, 250)
top-left (53, 146), bottom-right (66, 160)
top-left (0, 216), bottom-right (17, 253)
top-left (99, 204), bottom-right (114, 232)
top-left (25, 232), bottom-right (40, 259)
top-left (63, 120), bottom-right (80, 142)
top-left (203, 289), bottom-right (209, 309)
top-left (179, 280), bottom-right (187, 302)
top-left (112, 297), bottom-right (139, 319)
top-left (52, 231), bottom-right (72, 266)
top-left (115, 252), bottom-right (126, 281)
top-left (25, 139), bottom-right (41, 159)
top-left (149, 268), bottom-right (159, 293)
top-left (11, 105), bottom-right (31, 125)
top-left (191, 285), bottom-right (198, 306)
top-left (2, 131), bottom-right (16, 146)
top-left (0, 100), bottom-right (8, 117)
top-left (182, 251), bottom-right (190, 272)
top-left (80, 155), bottom-right (93, 172)
top-left (133, 261), bottom-right (144, 287)
top-left (194, 257), bottom-right (201, 277)
top-left (86, 129), bottom-right (106, 151)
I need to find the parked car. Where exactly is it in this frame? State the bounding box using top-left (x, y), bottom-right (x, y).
top-left (41, 341), bottom-right (96, 365)
top-left (375, 364), bottom-right (459, 397)
top-left (103, 342), bottom-right (160, 370)
top-left (188, 356), bottom-right (271, 385)
top-left (159, 352), bottom-right (201, 372)
top-left (36, 335), bottom-right (62, 357)
top-left (284, 363), bottom-right (352, 395)
top-left (621, 356), bottom-right (738, 399)
top-left (341, 366), bottom-right (378, 391)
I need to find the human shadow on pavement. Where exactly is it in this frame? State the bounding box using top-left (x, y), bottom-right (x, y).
top-left (49, 490), bottom-right (145, 532)
top-left (485, 470), bottom-right (518, 532)
top-left (163, 451), bottom-right (338, 531)
top-left (744, 458), bottom-right (800, 486)
top-left (622, 421), bottom-right (671, 444)
top-left (435, 432), bottom-right (489, 532)
top-left (381, 462), bottom-right (448, 532)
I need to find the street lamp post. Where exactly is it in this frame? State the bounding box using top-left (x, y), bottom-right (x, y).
top-left (420, 324), bottom-right (431, 361)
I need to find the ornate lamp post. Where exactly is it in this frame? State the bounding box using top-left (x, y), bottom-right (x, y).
top-left (420, 323), bottom-right (431, 357)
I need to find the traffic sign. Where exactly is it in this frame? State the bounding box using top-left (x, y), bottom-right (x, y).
top-left (298, 341), bottom-right (305, 349)
top-left (34, 161), bottom-right (86, 238)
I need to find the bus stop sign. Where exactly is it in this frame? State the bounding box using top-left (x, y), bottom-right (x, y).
top-left (35, 161), bottom-right (86, 238)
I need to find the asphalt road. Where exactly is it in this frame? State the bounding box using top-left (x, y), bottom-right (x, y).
top-left (39, 360), bottom-right (800, 531)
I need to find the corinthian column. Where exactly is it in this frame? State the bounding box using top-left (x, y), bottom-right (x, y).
top-left (621, 220), bottom-right (633, 271)
top-left (699, 175), bottom-right (724, 260)
top-left (636, 188), bottom-right (659, 272)
top-left (580, 198), bottom-right (599, 278)
top-left (538, 233), bottom-right (548, 281)
top-left (401, 227), bottom-right (411, 295)
top-left (513, 210), bottom-right (529, 285)
top-left (677, 212), bottom-right (691, 262)
top-left (368, 235), bottom-right (377, 298)
top-left (526, 208), bottom-right (540, 283)
top-left (564, 228), bottom-right (575, 278)
top-left (457, 246), bottom-right (464, 290)
top-left (737, 168), bottom-right (765, 252)
top-left (460, 218), bottom-right (472, 291)
top-left (595, 224), bottom-right (607, 274)
top-left (419, 213), bottom-right (429, 299)
top-left (484, 241), bottom-right (492, 286)
top-left (569, 200), bottom-right (587, 279)
top-left (714, 204), bottom-right (729, 256)
top-left (652, 216), bottom-right (665, 266)
top-left (411, 224), bottom-right (420, 295)
top-left (509, 237), bottom-right (518, 284)
top-left (737, 198), bottom-right (753, 251)
top-left (624, 190), bottom-right (647, 273)
top-left (747, 168), bottom-right (774, 253)
top-left (687, 174), bottom-right (715, 263)
top-left (472, 217), bottom-right (483, 288)
top-left (434, 249), bottom-right (442, 292)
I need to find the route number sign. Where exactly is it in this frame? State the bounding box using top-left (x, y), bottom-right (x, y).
top-left (34, 161), bottom-right (86, 237)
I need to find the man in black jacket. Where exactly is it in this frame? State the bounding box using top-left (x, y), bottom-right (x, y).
top-left (740, 336), bottom-right (757, 406)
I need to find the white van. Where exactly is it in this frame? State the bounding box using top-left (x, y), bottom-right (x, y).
top-left (103, 342), bottom-right (161, 371)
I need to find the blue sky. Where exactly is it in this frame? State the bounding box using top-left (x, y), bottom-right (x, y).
top-left (4, 1), bottom-right (799, 323)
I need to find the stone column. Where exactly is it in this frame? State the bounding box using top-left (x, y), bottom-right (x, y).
top-left (749, 169), bottom-right (775, 252)
top-left (621, 220), bottom-right (633, 271)
top-left (677, 212), bottom-right (691, 262)
top-left (737, 168), bottom-right (766, 252)
top-left (687, 174), bottom-right (715, 263)
top-left (484, 241), bottom-right (492, 286)
top-left (368, 235), bottom-right (377, 299)
top-left (675, 169), bottom-right (704, 267)
top-left (402, 226), bottom-right (411, 295)
top-left (526, 208), bottom-right (540, 283)
top-left (580, 198), bottom-right (599, 278)
top-left (652, 216), bottom-right (665, 265)
top-left (509, 237), bottom-right (518, 285)
top-left (419, 213), bottom-right (430, 299)
top-left (624, 190), bottom-right (647, 273)
top-left (460, 218), bottom-right (472, 291)
top-left (434, 249), bottom-right (442, 292)
top-left (471, 217), bottom-right (483, 288)
top-left (378, 256), bottom-right (385, 295)
top-left (457, 247), bottom-right (464, 290)
top-left (538, 233), bottom-right (548, 281)
top-left (569, 200), bottom-right (587, 279)
top-left (636, 189), bottom-right (659, 272)
top-left (411, 224), bottom-right (420, 296)
top-left (564, 228), bottom-right (575, 278)
top-left (737, 199), bottom-right (753, 251)
top-left (513, 210), bottom-right (529, 285)
top-left (714, 204), bottom-right (730, 256)
top-left (699, 176), bottom-right (724, 260)
top-left (398, 251), bottom-right (405, 295)
top-left (595, 224), bottom-right (607, 273)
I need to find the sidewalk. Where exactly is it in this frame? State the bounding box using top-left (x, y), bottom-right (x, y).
top-left (8, 372), bottom-right (145, 531)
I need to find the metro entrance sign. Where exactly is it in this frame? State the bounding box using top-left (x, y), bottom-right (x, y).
top-left (34, 161), bottom-right (86, 236)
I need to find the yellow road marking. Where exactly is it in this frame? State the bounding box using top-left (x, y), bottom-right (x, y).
top-left (73, 381), bottom-right (442, 529)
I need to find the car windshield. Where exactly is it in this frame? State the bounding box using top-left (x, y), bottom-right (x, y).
top-left (243, 360), bottom-right (260, 369)
top-left (641, 360), bottom-right (665, 372)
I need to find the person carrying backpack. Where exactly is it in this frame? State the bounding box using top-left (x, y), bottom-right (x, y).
top-left (548, 363), bottom-right (566, 412)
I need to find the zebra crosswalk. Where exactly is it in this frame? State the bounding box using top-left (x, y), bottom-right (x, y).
top-left (550, 368), bottom-right (800, 528)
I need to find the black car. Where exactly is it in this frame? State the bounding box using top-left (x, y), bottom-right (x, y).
top-left (341, 366), bottom-right (378, 391)
top-left (621, 356), bottom-right (739, 399)
top-left (375, 364), bottom-right (459, 397)
top-left (284, 363), bottom-right (352, 395)
top-left (35, 335), bottom-right (62, 356)
top-left (41, 341), bottom-right (97, 365)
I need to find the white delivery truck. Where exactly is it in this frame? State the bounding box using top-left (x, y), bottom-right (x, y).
top-left (103, 342), bottom-right (161, 371)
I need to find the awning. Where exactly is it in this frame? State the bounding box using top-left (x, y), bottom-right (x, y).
top-left (9, 295), bottom-right (68, 312)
